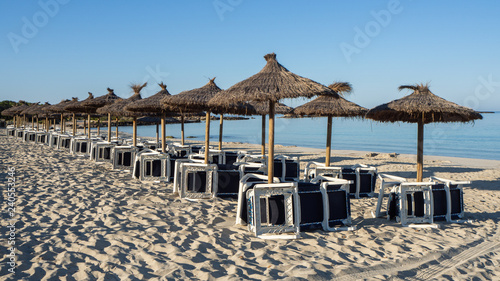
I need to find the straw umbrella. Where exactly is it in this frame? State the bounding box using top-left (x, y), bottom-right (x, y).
top-left (2, 101), bottom-right (30, 128)
top-left (366, 83), bottom-right (483, 181)
top-left (125, 82), bottom-right (173, 153)
top-left (81, 88), bottom-right (121, 139)
top-left (293, 82), bottom-right (367, 166)
top-left (20, 103), bottom-right (41, 130)
top-left (44, 98), bottom-right (79, 133)
top-left (162, 78), bottom-right (223, 164)
top-left (97, 83), bottom-right (146, 146)
top-left (210, 53), bottom-right (335, 183)
top-left (64, 93), bottom-right (96, 136)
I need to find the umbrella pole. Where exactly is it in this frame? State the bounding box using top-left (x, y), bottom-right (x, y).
top-left (97, 117), bottom-right (100, 136)
top-left (132, 117), bottom-right (137, 147)
top-left (325, 115), bottom-right (333, 167)
top-left (72, 113), bottom-right (76, 136)
top-left (31, 116), bottom-right (34, 130)
top-left (115, 117), bottom-right (119, 139)
top-left (261, 115), bottom-right (266, 155)
top-left (155, 122), bottom-right (159, 144)
top-left (181, 113), bottom-right (185, 146)
top-left (161, 113), bottom-right (166, 153)
top-left (45, 117), bottom-right (48, 131)
top-left (84, 117), bottom-right (87, 136)
top-left (36, 116), bottom-right (39, 131)
top-left (61, 113), bottom-right (64, 133)
top-left (205, 112), bottom-right (210, 164)
top-left (268, 100), bottom-right (275, 184)
top-left (107, 113), bottom-right (111, 141)
top-left (218, 114), bottom-right (223, 151)
top-left (87, 114), bottom-right (91, 138)
top-left (417, 114), bottom-right (424, 182)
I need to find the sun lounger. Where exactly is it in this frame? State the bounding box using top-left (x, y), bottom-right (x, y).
top-left (298, 177), bottom-right (356, 232)
top-left (178, 163), bottom-right (217, 200)
top-left (35, 131), bottom-right (48, 144)
top-left (70, 137), bottom-right (91, 156)
top-left (132, 150), bottom-right (170, 182)
top-left (304, 162), bottom-right (377, 198)
top-left (112, 145), bottom-right (138, 170)
top-left (90, 141), bottom-right (115, 163)
top-left (273, 155), bottom-right (300, 182)
top-left (246, 182), bottom-right (301, 239)
top-left (374, 174), bottom-right (437, 228)
top-left (57, 134), bottom-right (73, 151)
top-left (430, 176), bottom-right (468, 223)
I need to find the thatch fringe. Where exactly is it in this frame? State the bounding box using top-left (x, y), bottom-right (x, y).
top-left (210, 53), bottom-right (335, 105)
top-left (125, 82), bottom-right (173, 115)
top-left (292, 82), bottom-right (366, 117)
top-left (366, 83), bottom-right (483, 123)
top-left (163, 78), bottom-right (222, 112)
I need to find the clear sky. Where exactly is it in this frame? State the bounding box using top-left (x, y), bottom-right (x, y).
top-left (1, 0), bottom-right (499, 111)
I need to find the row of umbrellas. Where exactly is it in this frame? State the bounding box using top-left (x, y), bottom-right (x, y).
top-left (2, 53), bottom-right (482, 182)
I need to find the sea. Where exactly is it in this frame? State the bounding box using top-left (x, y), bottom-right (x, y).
top-left (118, 112), bottom-right (499, 161)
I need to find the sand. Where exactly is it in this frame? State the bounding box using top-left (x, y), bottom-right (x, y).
top-left (1, 130), bottom-right (499, 280)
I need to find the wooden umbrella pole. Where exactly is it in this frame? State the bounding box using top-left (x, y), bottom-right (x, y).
top-left (204, 112), bottom-right (210, 164)
top-left (107, 113), bottom-right (111, 141)
top-left (417, 114), bottom-right (424, 182)
top-left (161, 113), bottom-right (166, 153)
top-left (268, 100), bottom-right (275, 183)
top-left (60, 114), bottom-right (63, 133)
top-left (180, 112), bottom-right (185, 145)
top-left (45, 117), bottom-right (48, 131)
top-left (115, 117), bottom-right (119, 139)
top-left (155, 122), bottom-right (159, 144)
top-left (72, 113), bottom-right (76, 136)
top-left (84, 117), bottom-right (87, 135)
top-left (132, 117), bottom-right (137, 147)
top-left (218, 114), bottom-right (223, 151)
top-left (87, 114), bottom-right (91, 138)
top-left (97, 117), bottom-right (100, 136)
top-left (325, 115), bottom-right (333, 167)
top-left (36, 116), bottom-right (39, 131)
top-left (261, 115), bottom-right (266, 155)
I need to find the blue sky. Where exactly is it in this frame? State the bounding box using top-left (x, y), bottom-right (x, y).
top-left (1, 0), bottom-right (499, 111)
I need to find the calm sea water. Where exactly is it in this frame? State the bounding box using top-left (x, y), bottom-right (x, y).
top-left (119, 113), bottom-right (499, 161)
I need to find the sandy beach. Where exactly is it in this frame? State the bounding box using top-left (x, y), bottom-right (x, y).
top-left (1, 130), bottom-right (499, 280)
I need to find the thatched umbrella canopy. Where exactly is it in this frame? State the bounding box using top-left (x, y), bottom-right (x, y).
top-left (20, 103), bottom-right (41, 130)
top-left (212, 53), bottom-right (335, 183)
top-left (21, 102), bottom-right (55, 131)
top-left (366, 83), bottom-right (483, 181)
top-left (64, 92), bottom-right (98, 136)
top-left (2, 101), bottom-right (29, 116)
top-left (98, 83), bottom-right (146, 146)
top-left (44, 98), bottom-right (79, 133)
top-left (126, 82), bottom-right (173, 152)
top-left (79, 88), bottom-right (122, 138)
top-left (163, 78), bottom-right (222, 163)
top-left (64, 92), bottom-right (96, 113)
top-left (20, 103), bottom-right (41, 116)
top-left (81, 88), bottom-right (121, 109)
top-left (2, 101), bottom-right (29, 128)
top-left (293, 82), bottom-right (367, 166)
